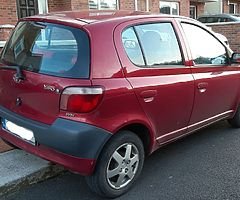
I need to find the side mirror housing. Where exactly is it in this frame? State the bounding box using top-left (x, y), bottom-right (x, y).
top-left (231, 53), bottom-right (240, 64)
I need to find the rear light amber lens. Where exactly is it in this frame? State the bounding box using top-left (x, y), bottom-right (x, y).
top-left (60, 87), bottom-right (103, 113)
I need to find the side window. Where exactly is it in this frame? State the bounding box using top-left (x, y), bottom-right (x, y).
top-left (122, 27), bottom-right (145, 66)
top-left (181, 23), bottom-right (228, 66)
top-left (198, 17), bottom-right (206, 23)
top-left (135, 23), bottom-right (183, 66)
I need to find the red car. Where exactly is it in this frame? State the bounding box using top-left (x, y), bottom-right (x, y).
top-left (0, 10), bottom-right (240, 198)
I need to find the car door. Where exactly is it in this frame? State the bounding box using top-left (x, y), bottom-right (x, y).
top-left (114, 18), bottom-right (195, 144)
top-left (180, 21), bottom-right (240, 131)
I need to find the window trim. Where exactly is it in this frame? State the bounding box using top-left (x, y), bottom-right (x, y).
top-left (89, 0), bottom-right (119, 10)
top-left (190, 5), bottom-right (197, 19)
top-left (121, 21), bottom-right (186, 69)
top-left (229, 3), bottom-right (237, 14)
top-left (159, 1), bottom-right (180, 15)
top-left (180, 21), bottom-right (231, 68)
top-left (121, 26), bottom-right (146, 67)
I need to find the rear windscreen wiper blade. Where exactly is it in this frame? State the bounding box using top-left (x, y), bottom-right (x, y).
top-left (0, 65), bottom-right (25, 81)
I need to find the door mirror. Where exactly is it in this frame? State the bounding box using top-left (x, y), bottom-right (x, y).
top-left (231, 53), bottom-right (240, 64)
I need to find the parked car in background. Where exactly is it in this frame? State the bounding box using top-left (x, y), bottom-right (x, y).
top-left (0, 11), bottom-right (240, 198)
top-left (198, 13), bottom-right (240, 23)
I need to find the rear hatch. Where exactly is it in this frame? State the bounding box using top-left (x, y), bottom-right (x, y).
top-left (0, 20), bottom-right (91, 124)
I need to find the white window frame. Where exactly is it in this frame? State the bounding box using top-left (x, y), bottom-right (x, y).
top-left (38, 0), bottom-right (48, 14)
top-left (159, 1), bottom-right (180, 15)
top-left (229, 3), bottom-right (237, 14)
top-left (89, 0), bottom-right (119, 10)
top-left (190, 5), bottom-right (196, 19)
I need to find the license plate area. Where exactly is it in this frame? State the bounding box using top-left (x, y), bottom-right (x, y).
top-left (1, 119), bottom-right (36, 145)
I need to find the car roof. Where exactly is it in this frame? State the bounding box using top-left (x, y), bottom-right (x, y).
top-left (198, 13), bottom-right (240, 20)
top-left (24, 10), bottom-right (192, 26)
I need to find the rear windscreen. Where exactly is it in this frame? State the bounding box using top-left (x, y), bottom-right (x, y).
top-left (0, 21), bottom-right (90, 78)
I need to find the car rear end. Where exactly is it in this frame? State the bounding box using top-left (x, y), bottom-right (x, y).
top-left (0, 17), bottom-right (111, 175)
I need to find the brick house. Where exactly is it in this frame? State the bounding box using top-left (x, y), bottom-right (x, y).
top-left (205, 0), bottom-right (240, 14)
top-left (0, 0), bottom-right (215, 43)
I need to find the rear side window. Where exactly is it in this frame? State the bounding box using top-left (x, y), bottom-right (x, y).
top-left (122, 27), bottom-right (145, 66)
top-left (198, 17), bottom-right (206, 23)
top-left (1, 21), bottom-right (90, 78)
top-left (122, 23), bottom-right (183, 68)
top-left (207, 17), bottom-right (219, 23)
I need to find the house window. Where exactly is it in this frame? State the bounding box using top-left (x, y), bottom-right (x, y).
top-left (89, 0), bottom-right (118, 10)
top-left (16, 0), bottom-right (48, 19)
top-left (160, 1), bottom-right (179, 15)
top-left (38, 0), bottom-right (48, 14)
top-left (229, 3), bottom-right (237, 14)
top-left (190, 5), bottom-right (196, 19)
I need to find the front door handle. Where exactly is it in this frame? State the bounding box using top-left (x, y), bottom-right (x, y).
top-left (140, 90), bottom-right (157, 102)
top-left (197, 82), bottom-right (208, 93)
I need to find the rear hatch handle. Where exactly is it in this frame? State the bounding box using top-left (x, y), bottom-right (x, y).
top-left (0, 65), bottom-right (25, 81)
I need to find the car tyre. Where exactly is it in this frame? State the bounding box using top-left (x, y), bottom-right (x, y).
top-left (228, 106), bottom-right (240, 128)
top-left (85, 130), bottom-right (145, 198)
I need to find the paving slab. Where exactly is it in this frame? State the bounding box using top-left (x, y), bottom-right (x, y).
top-left (0, 149), bottom-right (65, 197)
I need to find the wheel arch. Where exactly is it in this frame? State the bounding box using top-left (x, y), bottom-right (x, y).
top-left (114, 122), bottom-right (155, 156)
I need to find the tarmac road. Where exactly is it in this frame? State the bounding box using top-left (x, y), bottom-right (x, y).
top-left (3, 120), bottom-right (240, 200)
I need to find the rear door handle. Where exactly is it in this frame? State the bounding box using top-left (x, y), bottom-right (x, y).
top-left (197, 82), bottom-right (208, 93)
top-left (140, 90), bottom-right (157, 102)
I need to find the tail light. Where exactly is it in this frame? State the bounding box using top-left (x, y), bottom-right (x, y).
top-left (60, 87), bottom-right (103, 113)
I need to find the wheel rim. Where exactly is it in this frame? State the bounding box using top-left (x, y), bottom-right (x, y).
top-left (106, 143), bottom-right (140, 190)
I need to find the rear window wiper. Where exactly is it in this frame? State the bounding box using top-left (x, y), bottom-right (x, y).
top-left (0, 65), bottom-right (25, 81)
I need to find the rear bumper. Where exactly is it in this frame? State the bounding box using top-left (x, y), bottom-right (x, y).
top-left (0, 106), bottom-right (112, 175)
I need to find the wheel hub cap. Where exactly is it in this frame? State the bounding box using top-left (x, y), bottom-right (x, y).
top-left (106, 143), bottom-right (139, 189)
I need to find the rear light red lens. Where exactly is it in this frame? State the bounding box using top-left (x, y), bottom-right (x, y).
top-left (60, 87), bottom-right (103, 113)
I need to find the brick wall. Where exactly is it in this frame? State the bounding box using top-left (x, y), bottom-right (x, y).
top-left (222, 0), bottom-right (240, 13)
top-left (48, 0), bottom-right (72, 12)
top-left (180, 0), bottom-right (189, 17)
top-left (197, 3), bottom-right (204, 16)
top-left (138, 0), bottom-right (146, 11)
top-left (119, 0), bottom-right (135, 10)
top-left (71, 0), bottom-right (89, 10)
top-left (0, 0), bottom-right (18, 25)
top-left (149, 0), bottom-right (159, 13)
top-left (208, 22), bottom-right (240, 53)
top-left (222, 0), bottom-right (229, 13)
top-left (190, 2), bottom-right (204, 17)
top-left (0, 26), bottom-right (13, 41)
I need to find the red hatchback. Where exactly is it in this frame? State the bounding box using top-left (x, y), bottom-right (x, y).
top-left (1, 10), bottom-right (240, 198)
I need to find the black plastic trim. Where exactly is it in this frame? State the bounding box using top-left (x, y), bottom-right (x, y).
top-left (0, 106), bottom-right (112, 159)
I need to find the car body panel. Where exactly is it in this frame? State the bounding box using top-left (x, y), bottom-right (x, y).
top-left (114, 18), bottom-right (195, 143)
top-left (0, 64), bottom-right (92, 124)
top-left (0, 11), bottom-right (240, 176)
